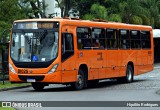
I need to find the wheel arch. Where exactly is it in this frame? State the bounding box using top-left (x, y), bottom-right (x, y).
top-left (79, 64), bottom-right (88, 80)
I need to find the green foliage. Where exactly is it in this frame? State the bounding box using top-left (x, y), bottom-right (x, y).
top-left (82, 14), bottom-right (95, 20)
top-left (90, 4), bottom-right (108, 20)
top-left (131, 16), bottom-right (143, 25)
top-left (82, 4), bottom-right (108, 20)
top-left (0, 80), bottom-right (31, 89)
top-left (75, 0), bottom-right (99, 17)
top-left (0, 107), bottom-right (16, 110)
top-left (140, 15), bottom-right (150, 25)
top-left (20, 0), bottom-right (46, 18)
top-left (109, 14), bottom-right (122, 22)
top-left (0, 0), bottom-right (26, 22)
top-left (0, 0), bottom-right (45, 41)
top-left (156, 21), bottom-right (160, 29)
top-left (0, 0), bottom-right (160, 36)
top-left (0, 0), bottom-right (27, 39)
top-left (74, 0), bottom-right (160, 28)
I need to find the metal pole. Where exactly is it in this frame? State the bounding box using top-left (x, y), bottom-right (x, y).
top-left (42, 0), bottom-right (46, 17)
top-left (2, 47), bottom-right (4, 85)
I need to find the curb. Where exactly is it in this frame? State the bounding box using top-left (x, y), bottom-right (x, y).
top-left (0, 85), bottom-right (31, 92)
top-left (154, 66), bottom-right (160, 69)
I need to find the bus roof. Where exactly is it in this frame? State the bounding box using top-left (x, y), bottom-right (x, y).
top-left (14, 18), bottom-right (152, 31)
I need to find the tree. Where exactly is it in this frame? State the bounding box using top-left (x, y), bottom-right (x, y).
top-left (75, 0), bottom-right (99, 18)
top-left (82, 4), bottom-right (108, 20)
top-left (63, 0), bottom-right (160, 28)
top-left (140, 0), bottom-right (160, 28)
top-left (109, 14), bottom-right (122, 22)
top-left (131, 16), bottom-right (143, 25)
top-left (19, 0), bottom-right (46, 18)
top-left (118, 0), bottom-right (144, 24)
top-left (0, 0), bottom-right (27, 38)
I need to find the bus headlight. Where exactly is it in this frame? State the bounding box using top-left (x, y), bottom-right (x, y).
top-left (48, 64), bottom-right (59, 74)
top-left (9, 63), bottom-right (16, 74)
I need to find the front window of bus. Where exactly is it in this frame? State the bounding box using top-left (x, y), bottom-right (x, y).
top-left (10, 22), bottom-right (59, 64)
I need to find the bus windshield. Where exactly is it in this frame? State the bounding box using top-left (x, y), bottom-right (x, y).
top-left (11, 29), bottom-right (58, 62)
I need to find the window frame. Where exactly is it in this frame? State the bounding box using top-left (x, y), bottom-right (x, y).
top-left (140, 31), bottom-right (151, 49)
top-left (61, 33), bottom-right (74, 62)
top-left (91, 28), bottom-right (105, 50)
top-left (106, 29), bottom-right (118, 50)
top-left (76, 27), bottom-right (92, 50)
top-left (130, 30), bottom-right (141, 50)
top-left (119, 29), bottom-right (130, 50)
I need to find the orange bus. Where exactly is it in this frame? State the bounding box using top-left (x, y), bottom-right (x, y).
top-left (9, 18), bottom-right (154, 90)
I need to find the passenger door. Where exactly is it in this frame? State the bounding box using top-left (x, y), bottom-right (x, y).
top-left (61, 33), bottom-right (76, 82)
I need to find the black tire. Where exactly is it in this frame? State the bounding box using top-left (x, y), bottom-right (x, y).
top-left (71, 69), bottom-right (86, 90)
top-left (32, 82), bottom-right (45, 91)
top-left (125, 65), bottom-right (134, 83)
top-left (117, 65), bottom-right (133, 83)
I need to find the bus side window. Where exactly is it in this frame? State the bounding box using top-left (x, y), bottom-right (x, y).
top-left (119, 30), bottom-right (130, 49)
top-left (61, 33), bottom-right (74, 62)
top-left (92, 28), bottom-right (105, 49)
top-left (141, 31), bottom-right (151, 49)
top-left (106, 29), bottom-right (118, 49)
top-left (77, 27), bottom-right (91, 50)
top-left (131, 30), bottom-right (141, 49)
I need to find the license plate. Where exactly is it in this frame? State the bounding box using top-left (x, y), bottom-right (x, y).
top-left (27, 78), bottom-right (36, 82)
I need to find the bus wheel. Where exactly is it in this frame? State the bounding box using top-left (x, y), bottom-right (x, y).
top-left (117, 65), bottom-right (133, 83)
top-left (32, 82), bottom-right (45, 91)
top-left (125, 65), bottom-right (133, 83)
top-left (71, 69), bottom-right (85, 90)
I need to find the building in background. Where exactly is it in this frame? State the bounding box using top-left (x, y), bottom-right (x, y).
top-left (44, 0), bottom-right (61, 18)
top-left (44, 0), bottom-right (79, 18)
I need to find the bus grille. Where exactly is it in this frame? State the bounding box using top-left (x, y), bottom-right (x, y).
top-left (18, 75), bottom-right (45, 82)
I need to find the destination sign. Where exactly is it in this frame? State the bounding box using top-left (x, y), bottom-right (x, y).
top-left (13, 22), bottom-right (59, 29)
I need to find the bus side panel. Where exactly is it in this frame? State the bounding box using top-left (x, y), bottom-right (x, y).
top-left (136, 50), bottom-right (143, 75)
top-left (61, 50), bottom-right (77, 82)
top-left (139, 50), bottom-right (149, 74)
top-left (132, 50), bottom-right (139, 75)
top-left (106, 50), bottom-right (120, 78)
top-left (137, 50), bottom-right (153, 75)
top-left (119, 50), bottom-right (129, 77)
top-left (61, 69), bottom-right (77, 83)
top-left (99, 51), bottom-right (107, 79)
top-left (90, 50), bottom-right (105, 80)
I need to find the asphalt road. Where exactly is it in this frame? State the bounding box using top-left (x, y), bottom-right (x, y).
top-left (0, 65), bottom-right (160, 110)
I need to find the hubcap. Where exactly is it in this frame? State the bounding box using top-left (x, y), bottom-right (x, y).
top-left (77, 75), bottom-right (83, 87)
